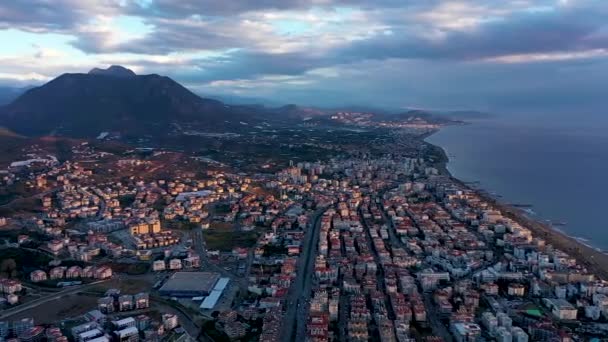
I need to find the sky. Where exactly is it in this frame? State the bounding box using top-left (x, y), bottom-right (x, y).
top-left (0, 0), bottom-right (607, 113)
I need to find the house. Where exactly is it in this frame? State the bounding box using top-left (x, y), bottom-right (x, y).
top-left (168, 259), bottom-right (182, 270)
top-left (152, 260), bottom-right (166, 272)
top-left (47, 240), bottom-right (65, 255)
top-left (49, 267), bottom-right (66, 280)
top-left (85, 310), bottom-right (107, 325)
top-left (134, 293), bottom-right (149, 309)
top-left (183, 256), bottom-right (200, 268)
top-left (66, 266), bottom-right (83, 278)
top-left (114, 326), bottom-right (138, 342)
top-left (113, 317), bottom-right (136, 330)
top-left (118, 295), bottom-right (134, 311)
top-left (83, 266), bottom-right (95, 278)
top-left (93, 266), bottom-right (112, 279)
top-left (287, 246), bottom-right (300, 256)
top-left (7, 294), bottom-right (18, 305)
top-left (135, 315), bottom-right (151, 331)
top-left (162, 314), bottom-right (178, 330)
top-left (544, 298), bottom-right (578, 320)
top-left (232, 247), bottom-right (248, 259)
top-left (0, 279), bottom-right (23, 294)
top-left (30, 270), bottom-right (48, 283)
top-left (17, 235), bottom-right (29, 244)
top-left (98, 296), bottom-right (115, 314)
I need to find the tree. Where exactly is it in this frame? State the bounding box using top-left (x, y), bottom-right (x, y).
top-left (0, 258), bottom-right (17, 278)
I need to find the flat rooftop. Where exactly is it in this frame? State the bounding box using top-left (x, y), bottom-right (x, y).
top-left (159, 272), bottom-right (220, 296)
top-left (200, 290), bottom-right (222, 310)
top-left (113, 317), bottom-right (135, 326)
top-left (200, 277), bottom-right (230, 310)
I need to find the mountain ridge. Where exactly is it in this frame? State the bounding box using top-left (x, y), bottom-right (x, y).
top-left (0, 67), bottom-right (262, 137)
top-left (88, 65), bottom-right (137, 78)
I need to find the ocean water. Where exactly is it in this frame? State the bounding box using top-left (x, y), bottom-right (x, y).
top-left (426, 113), bottom-right (608, 250)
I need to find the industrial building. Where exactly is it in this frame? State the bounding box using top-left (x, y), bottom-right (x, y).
top-left (158, 272), bottom-right (220, 297)
top-left (200, 277), bottom-right (230, 310)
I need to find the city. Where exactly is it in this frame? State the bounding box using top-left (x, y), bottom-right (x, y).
top-left (0, 120), bottom-right (607, 342)
top-left (0, 1), bottom-right (607, 340)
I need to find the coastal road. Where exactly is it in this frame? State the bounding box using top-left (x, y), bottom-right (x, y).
top-left (0, 279), bottom-right (110, 320)
top-left (282, 208), bottom-right (326, 342)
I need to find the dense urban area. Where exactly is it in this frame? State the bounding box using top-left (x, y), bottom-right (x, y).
top-left (0, 114), bottom-right (607, 342)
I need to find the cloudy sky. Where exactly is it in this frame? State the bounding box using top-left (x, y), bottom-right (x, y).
top-left (0, 0), bottom-right (607, 112)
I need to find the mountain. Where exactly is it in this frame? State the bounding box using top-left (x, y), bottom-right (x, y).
top-left (0, 66), bottom-right (270, 137)
top-left (0, 86), bottom-right (34, 105)
top-left (272, 104), bottom-right (328, 119)
top-left (88, 65), bottom-right (137, 78)
top-left (387, 109), bottom-right (455, 124)
top-left (205, 93), bottom-right (284, 107)
top-left (0, 127), bottom-right (24, 139)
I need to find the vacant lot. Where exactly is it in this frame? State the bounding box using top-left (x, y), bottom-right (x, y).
top-left (203, 226), bottom-right (258, 252)
top-left (10, 293), bottom-right (98, 322)
top-left (104, 262), bottom-right (150, 275)
top-left (89, 276), bottom-right (155, 294)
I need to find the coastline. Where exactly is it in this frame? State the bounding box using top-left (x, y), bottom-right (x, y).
top-left (424, 129), bottom-right (608, 280)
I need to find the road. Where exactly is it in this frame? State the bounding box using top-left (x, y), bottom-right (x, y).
top-left (149, 294), bottom-right (211, 342)
top-left (190, 229), bottom-right (248, 290)
top-left (359, 203), bottom-right (396, 340)
top-left (0, 279), bottom-right (110, 320)
top-left (281, 208), bottom-right (326, 342)
top-left (378, 189), bottom-right (454, 341)
top-left (424, 294), bottom-right (454, 342)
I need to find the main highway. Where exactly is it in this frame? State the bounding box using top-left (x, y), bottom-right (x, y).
top-left (281, 207), bottom-right (326, 342)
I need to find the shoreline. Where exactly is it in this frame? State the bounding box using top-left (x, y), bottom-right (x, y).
top-left (424, 128), bottom-right (608, 280)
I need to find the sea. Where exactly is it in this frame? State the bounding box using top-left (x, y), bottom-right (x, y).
top-left (426, 113), bottom-right (608, 251)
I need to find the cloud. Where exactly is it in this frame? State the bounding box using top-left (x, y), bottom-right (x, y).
top-left (340, 2), bottom-right (608, 62)
top-left (0, 0), bottom-right (122, 32)
top-left (0, 0), bottom-right (607, 112)
top-left (6, 1), bottom-right (606, 63)
top-left (198, 56), bottom-right (608, 113)
top-left (126, 0), bottom-right (417, 17)
top-left (70, 5), bottom-right (378, 55)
